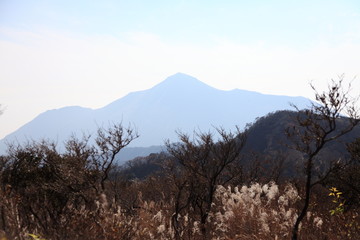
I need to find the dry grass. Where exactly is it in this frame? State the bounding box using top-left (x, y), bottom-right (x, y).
top-left (0, 181), bottom-right (359, 240)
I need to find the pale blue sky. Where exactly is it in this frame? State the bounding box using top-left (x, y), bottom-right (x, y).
top-left (1, 0), bottom-right (360, 138)
top-left (2, 0), bottom-right (360, 45)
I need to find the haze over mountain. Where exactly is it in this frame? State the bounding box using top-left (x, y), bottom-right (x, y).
top-left (0, 73), bottom-right (311, 154)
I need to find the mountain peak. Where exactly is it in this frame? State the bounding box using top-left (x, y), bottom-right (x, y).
top-left (152, 73), bottom-right (214, 92)
top-left (169, 72), bottom-right (194, 79)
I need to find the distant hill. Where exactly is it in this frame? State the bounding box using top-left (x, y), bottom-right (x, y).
top-left (0, 73), bottom-right (311, 154)
top-left (245, 110), bottom-right (360, 155)
top-left (120, 110), bottom-right (360, 179)
top-left (116, 145), bottom-right (164, 163)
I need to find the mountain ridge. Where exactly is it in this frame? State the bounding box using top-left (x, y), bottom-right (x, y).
top-left (0, 73), bottom-right (311, 154)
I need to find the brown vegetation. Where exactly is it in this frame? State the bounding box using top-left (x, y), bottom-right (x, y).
top-left (0, 78), bottom-right (359, 239)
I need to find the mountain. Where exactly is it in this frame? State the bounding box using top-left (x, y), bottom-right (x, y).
top-left (0, 73), bottom-right (311, 155)
top-left (120, 110), bottom-right (360, 179)
top-left (116, 145), bottom-right (164, 163)
top-left (244, 110), bottom-right (360, 154)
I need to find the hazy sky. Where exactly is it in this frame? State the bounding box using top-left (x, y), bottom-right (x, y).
top-left (1, 0), bottom-right (360, 139)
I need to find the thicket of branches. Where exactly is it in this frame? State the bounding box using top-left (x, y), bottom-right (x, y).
top-left (0, 77), bottom-right (359, 240)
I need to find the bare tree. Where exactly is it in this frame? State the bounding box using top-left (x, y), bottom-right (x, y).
top-left (325, 137), bottom-right (360, 209)
top-left (287, 76), bottom-right (360, 240)
top-left (165, 127), bottom-right (246, 239)
top-left (95, 123), bottom-right (139, 191)
top-left (0, 123), bottom-right (138, 239)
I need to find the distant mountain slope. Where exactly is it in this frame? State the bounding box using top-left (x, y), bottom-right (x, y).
top-left (244, 110), bottom-right (360, 155)
top-left (120, 110), bottom-right (360, 179)
top-left (0, 73), bottom-right (311, 154)
top-left (116, 145), bottom-right (164, 163)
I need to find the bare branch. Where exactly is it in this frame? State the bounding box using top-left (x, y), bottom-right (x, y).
top-left (289, 76), bottom-right (360, 240)
top-left (95, 123), bottom-right (139, 191)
